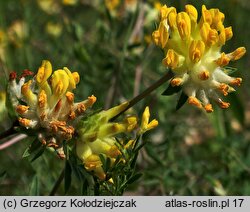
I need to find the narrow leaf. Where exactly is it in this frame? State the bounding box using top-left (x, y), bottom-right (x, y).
top-left (176, 92), bottom-right (188, 110)
top-left (64, 160), bottom-right (72, 195)
top-left (31, 147), bottom-right (45, 162)
top-left (105, 157), bottom-right (111, 172)
top-left (29, 175), bottom-right (39, 195)
top-left (162, 84), bottom-right (182, 96)
top-left (0, 170), bottom-right (6, 180)
top-left (23, 139), bottom-right (42, 158)
top-left (99, 154), bottom-right (106, 170)
top-left (81, 179), bottom-right (89, 195)
top-left (69, 158), bottom-right (82, 181)
top-left (130, 152), bottom-right (139, 169)
top-left (126, 173), bottom-right (143, 185)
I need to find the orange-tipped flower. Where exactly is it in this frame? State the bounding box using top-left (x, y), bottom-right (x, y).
top-left (8, 60), bottom-right (96, 159)
top-left (152, 4), bottom-right (246, 112)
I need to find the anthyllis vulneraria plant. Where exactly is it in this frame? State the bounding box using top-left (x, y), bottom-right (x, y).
top-left (0, 2), bottom-right (247, 196)
top-left (152, 4), bottom-right (246, 112)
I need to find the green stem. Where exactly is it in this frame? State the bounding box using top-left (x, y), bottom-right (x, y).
top-left (111, 71), bottom-right (173, 121)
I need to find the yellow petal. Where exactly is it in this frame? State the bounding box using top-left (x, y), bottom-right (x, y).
top-left (84, 154), bottom-right (102, 170)
top-left (72, 72), bottom-right (80, 84)
top-left (188, 96), bottom-right (202, 108)
top-left (108, 145), bottom-right (121, 157)
top-left (16, 105), bottom-right (29, 114)
top-left (228, 47), bottom-right (246, 61)
top-left (36, 60), bottom-right (52, 85)
top-left (204, 104), bottom-right (213, 113)
top-left (66, 91), bottom-right (74, 104)
top-left (152, 30), bottom-right (160, 46)
top-left (158, 21), bottom-right (169, 48)
top-left (170, 77), bottom-right (183, 86)
top-left (189, 40), bottom-right (205, 63)
top-left (160, 5), bottom-right (176, 21)
top-left (141, 106), bottom-right (150, 130)
top-left (51, 69), bottom-right (69, 97)
top-left (218, 26), bottom-right (233, 46)
top-left (18, 117), bottom-right (31, 127)
top-left (224, 27), bottom-right (233, 41)
top-left (218, 28), bottom-right (226, 46)
top-left (38, 90), bottom-right (47, 109)
top-left (125, 116), bottom-right (137, 131)
top-left (64, 67), bottom-right (76, 90)
top-left (147, 119), bottom-right (159, 131)
top-left (124, 139), bottom-right (136, 149)
top-left (162, 49), bottom-right (179, 69)
top-left (159, 5), bottom-right (169, 20)
top-left (230, 78), bottom-right (242, 86)
top-left (86, 95), bottom-right (97, 108)
top-left (201, 5), bottom-right (212, 25)
top-left (140, 106), bottom-right (158, 133)
top-left (217, 100), bottom-right (230, 109)
top-left (200, 22), bottom-right (218, 46)
top-left (168, 11), bottom-right (177, 29)
top-left (198, 70), bottom-right (210, 80)
top-left (176, 12), bottom-right (191, 40)
top-left (21, 80), bottom-right (37, 107)
top-left (218, 83), bottom-right (229, 96)
top-left (210, 8), bottom-right (225, 30)
top-left (185, 4), bottom-right (198, 23)
top-left (215, 52), bottom-right (230, 66)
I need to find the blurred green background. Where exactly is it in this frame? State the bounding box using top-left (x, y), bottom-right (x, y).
top-left (0, 0), bottom-right (250, 195)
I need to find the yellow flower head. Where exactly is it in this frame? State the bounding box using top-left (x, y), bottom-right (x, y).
top-left (152, 4), bottom-right (246, 112)
top-left (8, 60), bottom-right (95, 159)
top-left (77, 102), bottom-right (137, 144)
top-left (76, 102), bottom-right (138, 180)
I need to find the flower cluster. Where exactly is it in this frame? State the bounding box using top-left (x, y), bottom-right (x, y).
top-left (7, 60), bottom-right (158, 179)
top-left (8, 60), bottom-right (96, 158)
top-left (76, 103), bottom-right (158, 180)
top-left (152, 4), bottom-right (246, 112)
